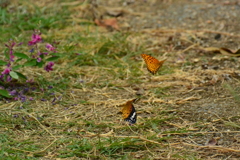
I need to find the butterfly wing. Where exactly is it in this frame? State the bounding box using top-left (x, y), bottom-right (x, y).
top-left (141, 54), bottom-right (166, 75)
top-left (121, 100), bottom-right (137, 124)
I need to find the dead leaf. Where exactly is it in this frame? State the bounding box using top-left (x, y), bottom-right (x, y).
top-left (201, 47), bottom-right (240, 57)
top-left (136, 88), bottom-right (145, 96)
top-left (219, 48), bottom-right (240, 57)
top-left (206, 137), bottom-right (218, 146)
top-left (94, 18), bottom-right (120, 31)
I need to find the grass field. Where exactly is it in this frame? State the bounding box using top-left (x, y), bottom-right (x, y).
top-left (0, 0), bottom-right (240, 159)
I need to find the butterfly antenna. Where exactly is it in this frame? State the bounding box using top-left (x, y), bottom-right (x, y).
top-left (133, 98), bottom-right (140, 103)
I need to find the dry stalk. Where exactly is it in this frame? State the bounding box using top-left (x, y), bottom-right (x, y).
top-left (181, 142), bottom-right (240, 153)
top-left (160, 130), bottom-right (240, 136)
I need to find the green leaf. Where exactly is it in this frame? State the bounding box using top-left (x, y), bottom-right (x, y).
top-left (0, 89), bottom-right (12, 98)
top-left (51, 53), bottom-right (60, 56)
top-left (36, 61), bottom-right (44, 68)
top-left (0, 60), bottom-right (8, 66)
top-left (40, 54), bottom-right (44, 58)
top-left (46, 56), bottom-right (60, 61)
top-left (10, 71), bottom-right (19, 79)
top-left (15, 72), bottom-right (27, 80)
top-left (4, 49), bottom-right (10, 59)
top-left (15, 58), bottom-right (23, 63)
top-left (14, 52), bottom-right (29, 59)
top-left (12, 65), bottom-right (23, 70)
top-left (24, 60), bottom-right (37, 67)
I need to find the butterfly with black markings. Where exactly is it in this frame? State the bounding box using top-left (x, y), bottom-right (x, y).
top-left (120, 99), bottom-right (138, 124)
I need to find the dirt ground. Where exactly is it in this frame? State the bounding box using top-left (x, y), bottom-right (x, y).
top-left (93, 1), bottom-right (240, 122)
top-left (89, 0), bottom-right (240, 158)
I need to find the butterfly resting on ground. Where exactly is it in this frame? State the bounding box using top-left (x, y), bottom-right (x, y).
top-left (120, 99), bottom-right (138, 124)
top-left (141, 54), bottom-right (167, 75)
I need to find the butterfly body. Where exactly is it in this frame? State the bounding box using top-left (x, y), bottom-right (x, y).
top-left (141, 54), bottom-right (166, 75)
top-left (121, 99), bottom-right (137, 124)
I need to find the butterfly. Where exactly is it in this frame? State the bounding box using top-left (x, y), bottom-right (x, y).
top-left (141, 54), bottom-right (166, 75)
top-left (120, 99), bottom-right (138, 124)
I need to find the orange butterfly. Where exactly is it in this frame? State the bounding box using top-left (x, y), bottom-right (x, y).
top-left (120, 99), bottom-right (138, 124)
top-left (141, 54), bottom-right (166, 75)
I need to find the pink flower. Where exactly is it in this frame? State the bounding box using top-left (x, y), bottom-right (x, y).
top-left (26, 79), bottom-right (34, 83)
top-left (37, 57), bottom-right (42, 62)
top-left (44, 62), bottom-right (54, 72)
top-left (2, 68), bottom-right (11, 75)
top-left (28, 33), bottom-right (42, 45)
top-left (10, 54), bottom-right (15, 62)
top-left (46, 43), bottom-right (56, 52)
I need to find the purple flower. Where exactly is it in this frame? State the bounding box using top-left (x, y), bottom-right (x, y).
top-left (46, 43), bottom-right (56, 52)
top-left (48, 85), bottom-right (53, 89)
top-left (28, 33), bottom-right (42, 45)
top-left (2, 68), bottom-right (11, 75)
top-left (37, 57), bottom-right (42, 62)
top-left (29, 97), bottom-right (33, 101)
top-left (9, 90), bottom-right (17, 96)
top-left (20, 96), bottom-right (27, 102)
top-left (51, 97), bottom-right (56, 103)
top-left (23, 88), bottom-right (29, 92)
top-left (17, 42), bottom-right (23, 46)
top-left (10, 55), bottom-right (15, 62)
top-left (13, 114), bottom-right (19, 118)
top-left (6, 75), bottom-right (12, 82)
top-left (5, 41), bottom-right (16, 48)
top-left (29, 48), bottom-right (34, 53)
top-left (44, 62), bottom-right (54, 72)
top-left (26, 79), bottom-right (34, 83)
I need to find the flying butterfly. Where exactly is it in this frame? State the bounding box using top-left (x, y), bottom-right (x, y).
top-left (141, 54), bottom-right (167, 75)
top-left (120, 99), bottom-right (138, 124)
